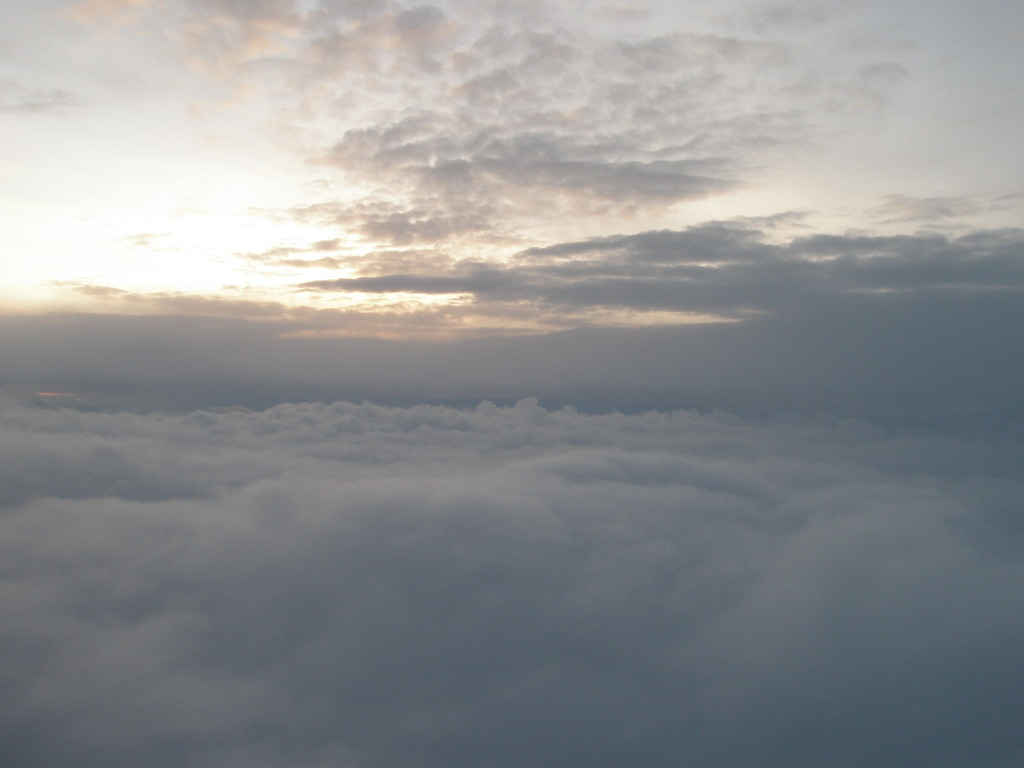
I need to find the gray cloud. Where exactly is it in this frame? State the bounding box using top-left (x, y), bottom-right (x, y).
top-left (13, 224), bottom-right (1024, 426)
top-left (875, 193), bottom-right (984, 223)
top-left (732, 2), bottom-right (832, 33)
top-left (300, 224), bottom-right (1024, 318)
top-left (3, 269), bottom-right (1023, 425)
top-left (1, 396), bottom-right (1023, 767)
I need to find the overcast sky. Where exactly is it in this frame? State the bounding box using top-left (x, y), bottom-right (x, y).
top-left (3, 3), bottom-right (1024, 765)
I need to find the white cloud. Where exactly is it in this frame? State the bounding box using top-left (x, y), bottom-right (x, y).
top-left (2, 396), bottom-right (1023, 766)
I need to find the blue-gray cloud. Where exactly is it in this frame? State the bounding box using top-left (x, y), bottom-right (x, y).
top-left (301, 224), bottom-right (1024, 317)
top-left (4, 233), bottom-right (1024, 424)
top-left (1, 396), bottom-right (1023, 767)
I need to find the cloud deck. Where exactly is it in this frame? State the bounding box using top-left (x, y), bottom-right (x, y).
top-left (3, 397), bottom-right (1023, 767)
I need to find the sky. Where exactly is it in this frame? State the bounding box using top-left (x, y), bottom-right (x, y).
top-left (2, 1), bottom-right (1024, 766)
top-left (2, 0), bottom-right (1022, 325)
top-left (0, 0), bottom-right (1022, 415)
top-left (0, 0), bottom-right (1022, 418)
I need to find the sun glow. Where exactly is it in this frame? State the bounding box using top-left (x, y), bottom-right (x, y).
top-left (4, 194), bottom-right (361, 307)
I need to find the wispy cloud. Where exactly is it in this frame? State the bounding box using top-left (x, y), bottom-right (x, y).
top-left (874, 193), bottom-right (983, 223)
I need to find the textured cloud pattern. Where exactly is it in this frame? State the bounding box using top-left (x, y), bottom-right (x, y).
top-left (3, 396), bottom-right (1023, 767)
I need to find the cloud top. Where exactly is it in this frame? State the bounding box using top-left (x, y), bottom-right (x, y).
top-left (2, 396), bottom-right (1024, 767)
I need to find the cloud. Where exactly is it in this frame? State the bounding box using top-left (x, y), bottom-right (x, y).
top-left (875, 193), bottom-right (983, 223)
top-left (11, 226), bottom-right (1024, 424)
top-left (1, 396), bottom-right (1023, 767)
top-left (3, 266), bottom-right (1023, 425)
top-left (239, 238), bottom-right (351, 270)
top-left (846, 60), bottom-right (909, 107)
top-left (0, 79), bottom-right (80, 114)
top-left (9, 224), bottom-right (1024, 423)
top-left (300, 224), bottom-right (1024, 318)
top-left (300, 21), bottom-right (795, 244)
top-left (84, 0), bottom-right (908, 249)
top-left (731, 2), bottom-right (831, 33)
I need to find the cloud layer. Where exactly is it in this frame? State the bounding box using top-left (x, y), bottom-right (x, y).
top-left (2, 396), bottom-right (1023, 767)
top-left (300, 224), bottom-right (1024, 322)
top-left (4, 6), bottom-right (1021, 762)
top-left (7, 223), bottom-right (1023, 424)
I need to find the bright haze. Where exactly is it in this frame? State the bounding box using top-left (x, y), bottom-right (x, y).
top-left (2, 1), bottom-right (1024, 766)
